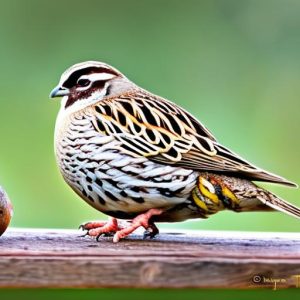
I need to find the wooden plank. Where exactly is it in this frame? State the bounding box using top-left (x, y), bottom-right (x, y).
top-left (0, 228), bottom-right (299, 289)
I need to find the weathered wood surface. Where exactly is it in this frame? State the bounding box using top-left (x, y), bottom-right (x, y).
top-left (0, 228), bottom-right (299, 289)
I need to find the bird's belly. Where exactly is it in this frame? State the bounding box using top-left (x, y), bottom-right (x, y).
top-left (55, 113), bottom-right (198, 217)
top-left (60, 150), bottom-right (198, 216)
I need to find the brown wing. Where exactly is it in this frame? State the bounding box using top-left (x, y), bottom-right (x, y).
top-left (92, 89), bottom-right (297, 187)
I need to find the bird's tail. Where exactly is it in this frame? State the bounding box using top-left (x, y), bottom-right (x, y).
top-left (197, 173), bottom-right (300, 219)
top-left (257, 190), bottom-right (300, 219)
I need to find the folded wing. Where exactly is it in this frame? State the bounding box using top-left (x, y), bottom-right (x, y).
top-left (91, 91), bottom-right (296, 187)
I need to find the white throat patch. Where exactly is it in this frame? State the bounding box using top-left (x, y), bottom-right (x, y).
top-left (60, 83), bottom-right (108, 116)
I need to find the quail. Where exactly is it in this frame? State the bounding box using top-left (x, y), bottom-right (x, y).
top-left (50, 61), bottom-right (299, 242)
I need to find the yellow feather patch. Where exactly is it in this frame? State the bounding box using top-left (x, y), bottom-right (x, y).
top-left (192, 189), bottom-right (208, 212)
top-left (198, 177), bottom-right (219, 204)
top-left (222, 186), bottom-right (239, 204)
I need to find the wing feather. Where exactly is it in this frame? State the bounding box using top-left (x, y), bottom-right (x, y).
top-left (92, 90), bottom-right (296, 187)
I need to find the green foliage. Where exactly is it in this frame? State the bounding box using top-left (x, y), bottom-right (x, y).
top-left (1, 289), bottom-right (300, 300)
top-left (0, 0), bottom-right (299, 232)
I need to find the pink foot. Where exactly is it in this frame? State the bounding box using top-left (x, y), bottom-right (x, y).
top-left (113, 208), bottom-right (163, 243)
top-left (79, 209), bottom-right (163, 243)
top-left (80, 217), bottom-right (121, 240)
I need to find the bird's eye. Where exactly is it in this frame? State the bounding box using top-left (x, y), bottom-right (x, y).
top-left (77, 79), bottom-right (91, 87)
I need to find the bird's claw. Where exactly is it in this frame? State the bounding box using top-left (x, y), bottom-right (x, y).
top-left (79, 230), bottom-right (89, 238)
top-left (143, 230), bottom-right (155, 239)
top-left (143, 222), bottom-right (159, 240)
top-left (78, 224), bottom-right (85, 230)
top-left (78, 224), bottom-right (89, 237)
top-left (96, 231), bottom-right (115, 241)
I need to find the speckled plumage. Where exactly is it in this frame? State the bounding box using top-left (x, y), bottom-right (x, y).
top-left (50, 61), bottom-right (299, 242)
top-left (55, 108), bottom-right (198, 220)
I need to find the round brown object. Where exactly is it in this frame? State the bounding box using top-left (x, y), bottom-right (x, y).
top-left (0, 187), bottom-right (13, 236)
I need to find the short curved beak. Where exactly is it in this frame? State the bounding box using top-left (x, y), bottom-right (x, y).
top-left (49, 85), bottom-right (70, 98)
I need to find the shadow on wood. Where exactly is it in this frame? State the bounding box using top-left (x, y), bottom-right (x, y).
top-left (0, 228), bottom-right (299, 289)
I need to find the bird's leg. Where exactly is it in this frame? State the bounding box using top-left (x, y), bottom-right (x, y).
top-left (79, 217), bottom-right (121, 239)
top-left (113, 208), bottom-right (163, 243)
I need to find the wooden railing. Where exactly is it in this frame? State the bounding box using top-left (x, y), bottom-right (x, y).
top-left (0, 228), bottom-right (299, 289)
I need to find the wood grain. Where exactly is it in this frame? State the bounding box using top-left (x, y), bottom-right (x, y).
top-left (0, 228), bottom-right (299, 289)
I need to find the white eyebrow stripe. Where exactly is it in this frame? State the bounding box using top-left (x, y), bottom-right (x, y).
top-left (79, 72), bottom-right (116, 82)
top-left (59, 61), bottom-right (114, 83)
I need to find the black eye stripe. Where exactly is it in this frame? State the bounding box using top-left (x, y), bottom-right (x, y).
top-left (63, 67), bottom-right (118, 88)
top-left (65, 81), bottom-right (107, 109)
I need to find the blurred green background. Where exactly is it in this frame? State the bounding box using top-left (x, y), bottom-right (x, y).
top-left (0, 0), bottom-right (299, 232)
top-left (0, 0), bottom-right (299, 298)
